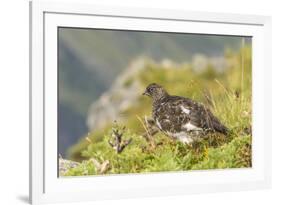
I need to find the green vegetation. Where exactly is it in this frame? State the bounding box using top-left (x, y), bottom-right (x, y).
top-left (61, 46), bottom-right (252, 176)
top-left (58, 29), bottom-right (248, 156)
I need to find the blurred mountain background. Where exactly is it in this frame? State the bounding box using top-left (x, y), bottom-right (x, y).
top-left (58, 27), bottom-right (251, 157)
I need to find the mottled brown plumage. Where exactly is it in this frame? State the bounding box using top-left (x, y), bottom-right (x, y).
top-left (143, 83), bottom-right (228, 144)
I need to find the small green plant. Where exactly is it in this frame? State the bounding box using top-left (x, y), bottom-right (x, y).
top-left (108, 122), bottom-right (132, 154)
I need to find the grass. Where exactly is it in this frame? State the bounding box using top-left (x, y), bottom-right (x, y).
top-left (61, 45), bottom-right (252, 176)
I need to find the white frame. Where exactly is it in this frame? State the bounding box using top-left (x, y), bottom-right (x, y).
top-left (30, 1), bottom-right (272, 204)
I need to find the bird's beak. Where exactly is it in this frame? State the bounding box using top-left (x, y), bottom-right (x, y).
top-left (142, 91), bottom-right (149, 96)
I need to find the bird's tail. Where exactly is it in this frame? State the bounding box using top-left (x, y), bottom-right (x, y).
top-left (207, 114), bottom-right (229, 135)
top-left (211, 120), bottom-right (228, 135)
top-left (216, 124), bottom-right (229, 135)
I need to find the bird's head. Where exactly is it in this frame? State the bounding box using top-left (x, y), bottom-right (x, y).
top-left (143, 83), bottom-right (168, 101)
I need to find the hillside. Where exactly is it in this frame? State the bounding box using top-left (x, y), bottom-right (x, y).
top-left (60, 46), bottom-right (252, 175)
top-left (58, 28), bottom-right (249, 156)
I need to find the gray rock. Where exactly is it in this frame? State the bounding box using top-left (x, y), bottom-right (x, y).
top-left (59, 157), bottom-right (80, 176)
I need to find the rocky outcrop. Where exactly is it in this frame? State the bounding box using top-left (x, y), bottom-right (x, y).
top-left (59, 157), bottom-right (110, 176)
top-left (59, 157), bottom-right (80, 176)
top-left (86, 58), bottom-right (149, 131)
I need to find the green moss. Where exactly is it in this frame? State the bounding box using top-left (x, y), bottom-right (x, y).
top-left (191, 135), bottom-right (251, 170)
top-left (61, 131), bottom-right (251, 176)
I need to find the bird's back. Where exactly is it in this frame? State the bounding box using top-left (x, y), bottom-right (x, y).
top-left (152, 95), bottom-right (228, 135)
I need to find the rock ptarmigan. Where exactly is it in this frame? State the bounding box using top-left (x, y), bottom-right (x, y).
top-left (143, 83), bottom-right (228, 144)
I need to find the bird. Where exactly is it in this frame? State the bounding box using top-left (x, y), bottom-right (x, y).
top-left (143, 83), bottom-right (228, 144)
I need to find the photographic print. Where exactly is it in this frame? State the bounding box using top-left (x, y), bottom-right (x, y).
top-left (58, 28), bottom-right (252, 177)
